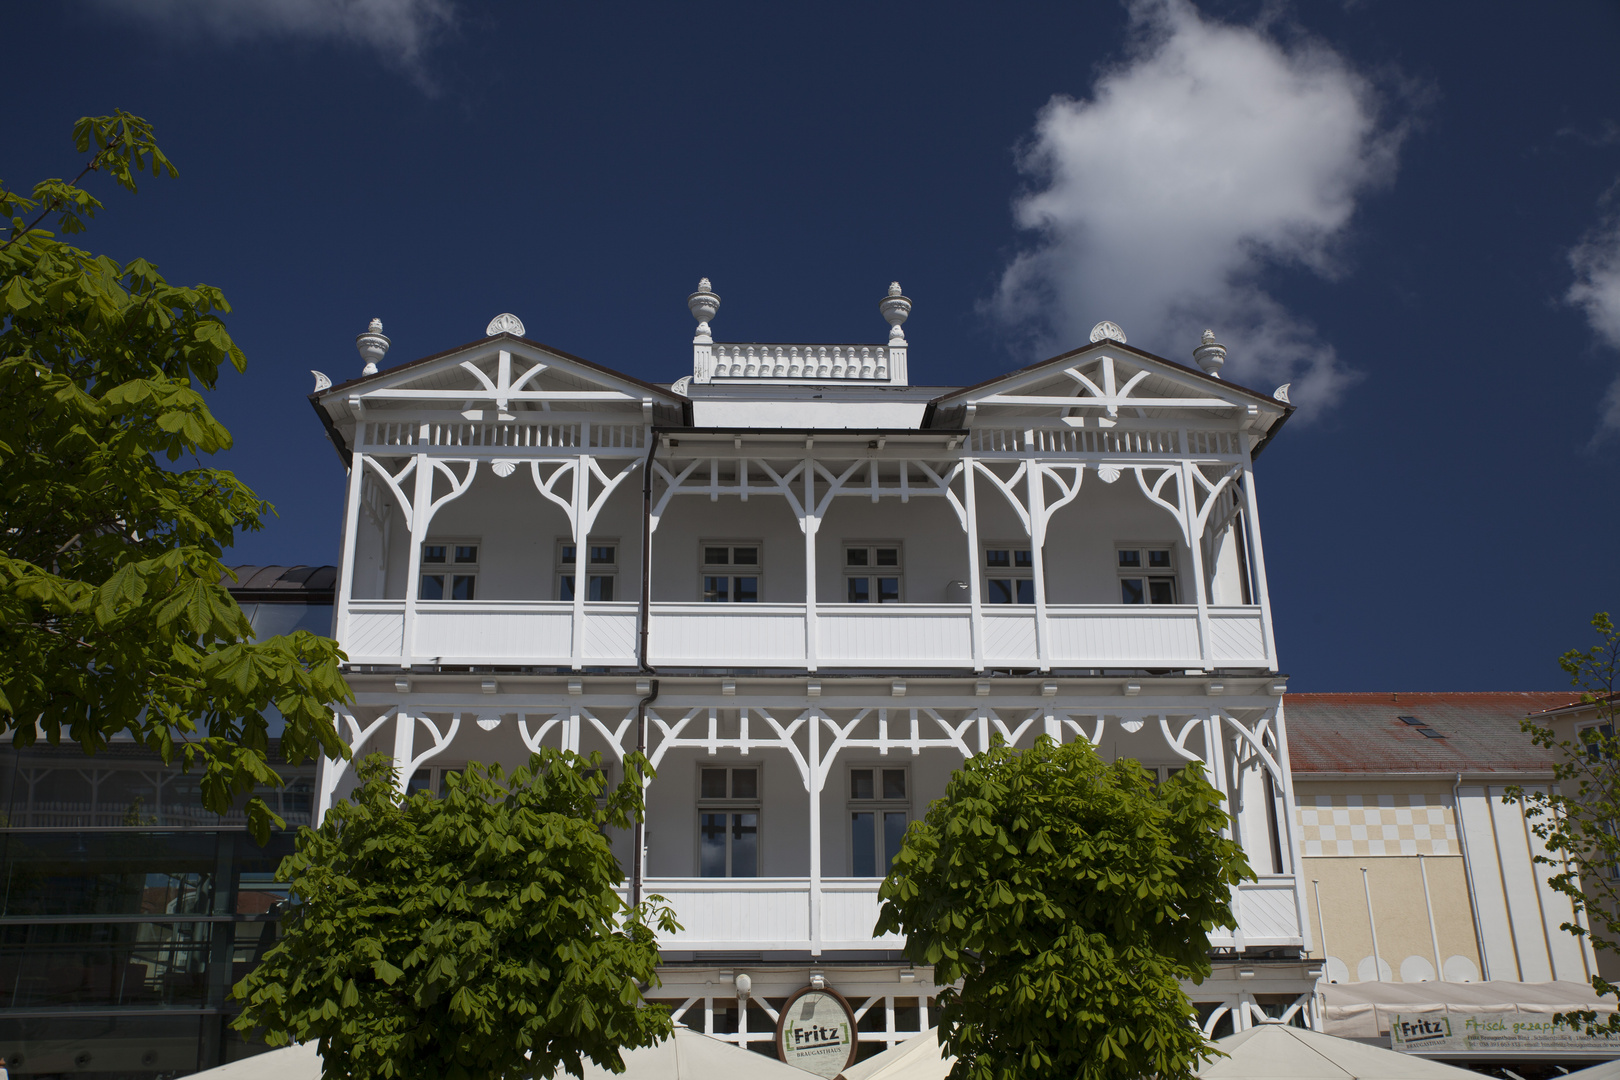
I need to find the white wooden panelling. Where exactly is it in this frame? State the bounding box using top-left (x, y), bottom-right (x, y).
top-left (346, 603), bottom-right (405, 659)
top-left (647, 605), bottom-right (808, 666)
top-left (981, 611), bottom-right (1039, 664)
top-left (1045, 606), bottom-right (1203, 667)
top-left (1208, 611), bottom-right (1268, 666)
top-left (647, 878), bottom-right (812, 947)
top-left (414, 603), bottom-right (573, 663)
top-left (820, 880), bottom-right (905, 947)
top-left (1456, 786), bottom-right (1517, 981)
top-left (1521, 789), bottom-right (1594, 981)
top-left (1486, 788), bottom-right (1555, 982)
top-left (1235, 878), bottom-right (1303, 944)
top-left (582, 604), bottom-right (640, 663)
top-left (816, 606), bottom-right (973, 666)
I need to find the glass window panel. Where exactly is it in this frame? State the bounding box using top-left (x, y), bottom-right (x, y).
top-left (851, 812), bottom-right (876, 877)
top-left (407, 769), bottom-right (434, 795)
top-left (450, 575), bottom-right (476, 600)
top-left (704, 547), bottom-right (730, 566)
top-left (850, 769), bottom-right (874, 800)
top-left (1148, 549), bottom-right (1172, 568)
top-left (1118, 549), bottom-right (1141, 568)
top-left (882, 770), bottom-right (906, 799)
top-left (731, 813), bottom-right (758, 877)
top-left (1015, 579), bottom-right (1035, 604)
top-left (848, 577), bottom-right (870, 603)
top-left (1014, 550), bottom-right (1033, 568)
top-left (588, 575), bottom-right (614, 601)
top-left (735, 576), bottom-right (758, 603)
top-left (878, 578), bottom-right (900, 603)
top-left (985, 549), bottom-right (1010, 568)
top-left (589, 545), bottom-right (615, 565)
top-left (733, 547), bottom-right (759, 565)
top-left (731, 768), bottom-right (758, 800)
top-left (988, 579), bottom-right (1014, 604)
top-left (884, 812), bottom-right (909, 872)
top-left (559, 575), bottom-right (575, 601)
top-left (561, 544), bottom-right (576, 562)
top-left (846, 548), bottom-right (869, 566)
top-left (422, 545), bottom-right (447, 563)
top-left (700, 769), bottom-right (729, 799)
top-left (419, 575), bottom-right (445, 600)
top-left (703, 576), bottom-right (729, 602)
top-left (1121, 578), bottom-right (1145, 604)
top-left (876, 548), bottom-right (899, 566)
top-left (1148, 578), bottom-right (1176, 604)
top-left (699, 814), bottom-right (728, 877)
top-left (454, 545), bottom-right (478, 563)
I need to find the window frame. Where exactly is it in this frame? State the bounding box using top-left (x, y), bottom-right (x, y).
top-left (419, 539), bottom-right (480, 601)
top-left (981, 542), bottom-right (1035, 605)
top-left (842, 541), bottom-right (905, 604)
top-left (405, 762), bottom-right (465, 797)
top-left (699, 540), bottom-right (763, 604)
top-left (1115, 542), bottom-right (1179, 605)
top-left (696, 763), bottom-right (762, 878)
top-left (557, 536), bottom-right (620, 602)
top-left (847, 764), bottom-right (911, 877)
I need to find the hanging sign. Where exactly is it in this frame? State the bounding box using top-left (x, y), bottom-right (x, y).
top-left (776, 985), bottom-right (858, 1077)
top-left (1391, 1012), bottom-right (1620, 1055)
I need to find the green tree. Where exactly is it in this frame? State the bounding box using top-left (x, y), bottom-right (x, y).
top-left (876, 735), bottom-right (1250, 1080)
top-left (1510, 612), bottom-right (1620, 1033)
top-left (0, 111), bottom-right (350, 841)
top-left (235, 750), bottom-right (677, 1080)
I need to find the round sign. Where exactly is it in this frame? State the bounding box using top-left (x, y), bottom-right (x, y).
top-left (775, 986), bottom-right (858, 1077)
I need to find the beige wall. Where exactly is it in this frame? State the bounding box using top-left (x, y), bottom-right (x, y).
top-left (1302, 854), bottom-right (1480, 984)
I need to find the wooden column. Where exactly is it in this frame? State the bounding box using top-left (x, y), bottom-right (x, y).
top-left (803, 458), bottom-right (819, 672)
top-left (333, 452), bottom-right (366, 645)
top-left (401, 450), bottom-right (432, 665)
top-left (963, 458), bottom-right (984, 672)
top-left (1024, 440), bottom-right (1051, 671)
top-left (1182, 454), bottom-right (1214, 672)
top-left (1239, 456), bottom-right (1279, 670)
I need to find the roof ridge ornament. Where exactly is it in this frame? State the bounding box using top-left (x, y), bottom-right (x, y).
top-left (311, 370), bottom-right (331, 393)
top-left (485, 313), bottom-right (525, 337)
top-left (1273, 382), bottom-right (1292, 404)
top-left (881, 282), bottom-right (911, 343)
top-left (1193, 328), bottom-right (1227, 378)
top-left (688, 278), bottom-right (720, 344)
top-left (356, 318), bottom-right (390, 376)
top-left (1089, 320), bottom-right (1126, 344)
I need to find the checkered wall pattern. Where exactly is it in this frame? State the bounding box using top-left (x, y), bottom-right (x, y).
top-left (1296, 793), bottom-right (1457, 857)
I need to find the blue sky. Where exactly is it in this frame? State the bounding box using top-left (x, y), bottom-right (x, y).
top-left (9, 1), bottom-right (1619, 691)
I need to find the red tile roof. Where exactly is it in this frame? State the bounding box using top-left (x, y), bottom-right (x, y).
top-left (1284, 692), bottom-right (1580, 775)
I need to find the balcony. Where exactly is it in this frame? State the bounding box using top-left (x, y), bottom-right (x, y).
top-left (341, 600), bottom-right (1271, 670)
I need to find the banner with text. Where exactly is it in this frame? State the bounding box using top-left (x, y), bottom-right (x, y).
top-left (1391, 1012), bottom-right (1620, 1056)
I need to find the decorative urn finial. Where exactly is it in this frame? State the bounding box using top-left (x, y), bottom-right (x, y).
top-left (356, 318), bottom-right (390, 376)
top-left (880, 282), bottom-right (911, 343)
top-left (1193, 328), bottom-right (1227, 378)
top-left (687, 278), bottom-right (720, 344)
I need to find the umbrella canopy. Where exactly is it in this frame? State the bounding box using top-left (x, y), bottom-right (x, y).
top-left (840, 1029), bottom-right (951, 1080)
top-left (1560, 1060), bottom-right (1620, 1080)
top-left (187, 1042), bottom-right (320, 1080)
top-left (1198, 1023), bottom-right (1480, 1080)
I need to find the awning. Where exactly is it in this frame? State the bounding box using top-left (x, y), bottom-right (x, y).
top-left (840, 1028), bottom-right (949, 1080)
top-left (1320, 981), bottom-right (1617, 1040)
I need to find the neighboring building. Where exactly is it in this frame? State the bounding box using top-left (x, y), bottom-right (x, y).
top-left (305, 285), bottom-right (1311, 1059)
top-left (0, 566), bottom-right (330, 1077)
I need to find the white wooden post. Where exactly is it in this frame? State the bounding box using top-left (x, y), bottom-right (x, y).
top-left (1273, 700), bottom-right (1314, 953)
top-left (1182, 454), bottom-right (1213, 671)
top-left (1239, 456), bottom-right (1278, 670)
top-left (392, 710), bottom-right (415, 794)
top-left (963, 457), bottom-right (984, 672)
top-left (1024, 440), bottom-right (1051, 671)
top-left (571, 449), bottom-right (589, 670)
top-left (333, 452), bottom-right (366, 644)
top-left (402, 451), bottom-right (432, 665)
top-left (803, 459), bottom-right (819, 672)
top-left (808, 710), bottom-right (822, 955)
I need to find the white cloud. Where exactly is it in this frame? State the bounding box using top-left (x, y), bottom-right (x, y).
top-left (96, 0), bottom-right (454, 81)
top-left (989, 0), bottom-right (1407, 418)
top-left (1566, 208), bottom-right (1620, 434)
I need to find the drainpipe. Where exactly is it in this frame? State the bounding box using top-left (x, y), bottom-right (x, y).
top-left (631, 432), bottom-right (662, 911)
top-left (1453, 772), bottom-right (1492, 981)
top-left (1361, 866), bottom-right (1383, 981)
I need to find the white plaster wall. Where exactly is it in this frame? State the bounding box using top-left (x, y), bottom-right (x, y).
top-left (1042, 477), bottom-right (1188, 605)
top-left (814, 496), bottom-right (973, 604)
top-left (642, 744), bottom-right (810, 877)
top-left (651, 495), bottom-right (806, 603)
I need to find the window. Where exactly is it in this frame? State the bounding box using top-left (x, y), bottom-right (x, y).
top-left (698, 766), bottom-right (759, 877)
top-left (849, 766), bottom-right (910, 876)
top-left (406, 763), bottom-right (463, 796)
top-left (701, 542), bottom-right (760, 603)
top-left (984, 545), bottom-right (1034, 604)
top-left (844, 543), bottom-right (903, 603)
top-left (558, 538), bottom-right (618, 601)
top-left (420, 541), bottom-right (478, 600)
top-left (1117, 545), bottom-right (1177, 604)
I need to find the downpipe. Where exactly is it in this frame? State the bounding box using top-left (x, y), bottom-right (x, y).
top-left (630, 431), bottom-right (661, 910)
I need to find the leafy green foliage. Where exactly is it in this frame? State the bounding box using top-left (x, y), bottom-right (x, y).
top-left (235, 750), bottom-right (678, 1080)
top-left (0, 111), bottom-right (351, 842)
top-left (876, 735), bottom-right (1250, 1080)
top-left (1509, 612), bottom-right (1620, 1033)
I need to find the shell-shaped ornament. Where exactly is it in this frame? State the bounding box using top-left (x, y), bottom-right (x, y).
top-left (491, 459), bottom-right (518, 478)
top-left (1096, 465), bottom-right (1121, 484)
top-left (1089, 320), bottom-right (1127, 344)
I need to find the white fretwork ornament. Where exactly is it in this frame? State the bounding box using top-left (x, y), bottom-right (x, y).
top-left (310, 370), bottom-right (332, 393)
top-left (486, 313), bottom-right (526, 337)
top-left (1089, 320), bottom-right (1127, 344)
top-left (1273, 383), bottom-right (1292, 404)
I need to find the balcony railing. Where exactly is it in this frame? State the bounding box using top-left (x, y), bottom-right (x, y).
top-left (341, 601), bottom-right (1271, 669)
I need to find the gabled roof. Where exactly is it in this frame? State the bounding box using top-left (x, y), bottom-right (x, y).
top-left (1284, 691), bottom-right (1579, 776)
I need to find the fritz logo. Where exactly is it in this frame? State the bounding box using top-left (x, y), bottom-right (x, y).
top-left (1397, 1018), bottom-right (1451, 1044)
top-left (792, 1023), bottom-right (847, 1051)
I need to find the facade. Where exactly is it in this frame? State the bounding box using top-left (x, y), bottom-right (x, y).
top-left (308, 283), bottom-right (1313, 1058)
top-left (0, 566), bottom-right (328, 1078)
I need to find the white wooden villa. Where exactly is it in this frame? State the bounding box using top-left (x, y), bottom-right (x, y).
top-left (307, 280), bottom-right (1315, 1056)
